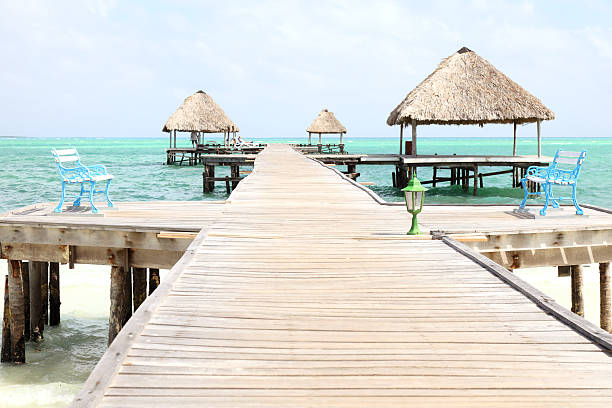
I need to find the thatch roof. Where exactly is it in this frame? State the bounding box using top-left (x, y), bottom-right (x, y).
top-left (163, 90), bottom-right (239, 133)
top-left (387, 47), bottom-right (555, 126)
top-left (307, 109), bottom-right (347, 134)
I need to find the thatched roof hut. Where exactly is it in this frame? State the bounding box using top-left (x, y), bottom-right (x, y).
top-left (387, 47), bottom-right (554, 156)
top-left (163, 90), bottom-right (239, 148)
top-left (306, 109), bottom-right (347, 148)
top-left (307, 109), bottom-right (347, 134)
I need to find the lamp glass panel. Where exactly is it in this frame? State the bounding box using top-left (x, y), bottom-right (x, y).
top-left (414, 191), bottom-right (423, 211)
top-left (405, 191), bottom-right (414, 212)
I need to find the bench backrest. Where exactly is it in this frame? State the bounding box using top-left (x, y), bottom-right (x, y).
top-left (52, 148), bottom-right (90, 182)
top-left (52, 148), bottom-right (81, 166)
top-left (551, 149), bottom-right (587, 181)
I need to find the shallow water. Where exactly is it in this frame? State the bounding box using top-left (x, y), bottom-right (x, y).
top-left (0, 136), bottom-right (610, 212)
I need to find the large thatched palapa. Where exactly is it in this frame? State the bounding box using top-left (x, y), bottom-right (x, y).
top-left (163, 90), bottom-right (239, 147)
top-left (387, 47), bottom-right (554, 156)
top-left (306, 109), bottom-right (347, 146)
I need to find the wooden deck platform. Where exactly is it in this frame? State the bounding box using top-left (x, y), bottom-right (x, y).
top-left (57, 145), bottom-right (612, 407)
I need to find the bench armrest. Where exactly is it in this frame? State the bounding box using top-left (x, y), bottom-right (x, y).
top-left (548, 168), bottom-right (577, 183)
top-left (87, 164), bottom-right (108, 176)
top-left (525, 165), bottom-right (550, 179)
top-left (58, 164), bottom-right (92, 182)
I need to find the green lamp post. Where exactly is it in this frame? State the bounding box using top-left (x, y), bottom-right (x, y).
top-left (401, 176), bottom-right (427, 235)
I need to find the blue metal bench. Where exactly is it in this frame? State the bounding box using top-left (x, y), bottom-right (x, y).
top-left (519, 149), bottom-right (586, 216)
top-left (51, 148), bottom-right (114, 214)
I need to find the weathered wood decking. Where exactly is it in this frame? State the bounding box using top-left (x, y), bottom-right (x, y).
top-left (70, 145), bottom-right (612, 407)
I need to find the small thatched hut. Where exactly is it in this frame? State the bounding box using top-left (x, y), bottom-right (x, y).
top-left (163, 90), bottom-right (239, 148)
top-left (306, 109), bottom-right (347, 150)
top-left (387, 47), bottom-right (554, 157)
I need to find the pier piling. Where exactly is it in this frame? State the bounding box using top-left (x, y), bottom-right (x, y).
top-left (132, 267), bottom-right (147, 312)
top-left (21, 261), bottom-right (30, 339)
top-left (1, 275), bottom-right (10, 362)
top-left (600, 262), bottom-right (611, 332)
top-left (109, 265), bottom-right (127, 345)
top-left (148, 268), bottom-right (160, 294)
top-left (49, 262), bottom-right (60, 326)
top-left (29, 262), bottom-right (42, 341)
top-left (8, 260), bottom-right (25, 363)
top-left (571, 264), bottom-right (584, 317)
top-left (40, 261), bottom-right (49, 326)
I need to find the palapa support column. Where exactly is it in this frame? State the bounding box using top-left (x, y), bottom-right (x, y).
top-left (411, 119), bottom-right (417, 155)
top-left (21, 261), bottom-right (30, 340)
top-left (571, 265), bottom-right (584, 317)
top-left (132, 267), bottom-right (147, 312)
top-left (148, 268), bottom-right (160, 295)
top-left (308, 132), bottom-right (312, 145)
top-left (600, 262), bottom-right (611, 332)
top-left (513, 121), bottom-right (517, 156)
top-left (29, 262), bottom-right (42, 341)
top-left (1, 275), bottom-right (11, 362)
top-left (536, 119), bottom-right (542, 158)
top-left (399, 123), bottom-right (404, 155)
top-left (49, 262), bottom-right (60, 326)
top-left (7, 260), bottom-right (26, 363)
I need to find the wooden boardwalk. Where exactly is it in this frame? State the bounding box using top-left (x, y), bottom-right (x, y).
top-left (68, 145), bottom-right (612, 407)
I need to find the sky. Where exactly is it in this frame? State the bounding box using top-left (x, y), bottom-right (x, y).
top-left (1, 0), bottom-right (612, 139)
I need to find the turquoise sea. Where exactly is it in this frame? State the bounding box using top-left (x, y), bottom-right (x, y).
top-left (0, 136), bottom-right (609, 214)
top-left (0, 136), bottom-right (609, 407)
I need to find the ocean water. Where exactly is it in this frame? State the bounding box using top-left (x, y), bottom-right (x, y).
top-left (0, 136), bottom-right (610, 213)
top-left (0, 136), bottom-right (610, 407)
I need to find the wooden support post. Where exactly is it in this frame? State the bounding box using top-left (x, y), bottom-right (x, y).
top-left (132, 267), bottom-right (147, 312)
top-left (432, 167), bottom-right (437, 187)
top-left (21, 261), bottom-right (30, 340)
top-left (473, 166), bottom-right (479, 196)
top-left (600, 262), bottom-right (611, 332)
top-left (479, 174), bottom-right (484, 188)
top-left (29, 262), bottom-right (42, 341)
top-left (537, 119), bottom-right (541, 158)
top-left (450, 168), bottom-right (455, 185)
top-left (411, 119), bottom-right (417, 155)
top-left (225, 177), bottom-right (231, 194)
top-left (40, 262), bottom-right (48, 327)
top-left (49, 262), bottom-right (60, 326)
top-left (7, 260), bottom-right (25, 363)
top-left (513, 121), bottom-right (517, 156)
top-left (173, 130), bottom-right (177, 148)
top-left (391, 171), bottom-right (396, 188)
top-left (108, 265), bottom-right (123, 345)
top-left (1, 275), bottom-right (11, 362)
top-left (308, 132), bottom-right (311, 145)
top-left (399, 123), bottom-right (403, 155)
top-left (148, 268), bottom-right (160, 295)
top-left (571, 265), bottom-right (584, 317)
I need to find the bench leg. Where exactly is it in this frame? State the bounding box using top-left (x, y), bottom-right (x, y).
top-left (519, 178), bottom-right (529, 209)
top-left (572, 184), bottom-right (584, 215)
top-left (540, 183), bottom-right (551, 216)
top-left (104, 179), bottom-right (114, 207)
top-left (54, 182), bottom-right (66, 213)
top-left (73, 183), bottom-right (85, 207)
top-left (88, 181), bottom-right (99, 214)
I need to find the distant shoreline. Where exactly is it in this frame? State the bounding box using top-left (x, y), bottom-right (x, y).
top-left (2, 135), bottom-right (611, 140)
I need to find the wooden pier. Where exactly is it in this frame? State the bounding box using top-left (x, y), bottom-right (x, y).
top-left (194, 151), bottom-right (551, 195)
top-left (1, 145), bottom-right (611, 407)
